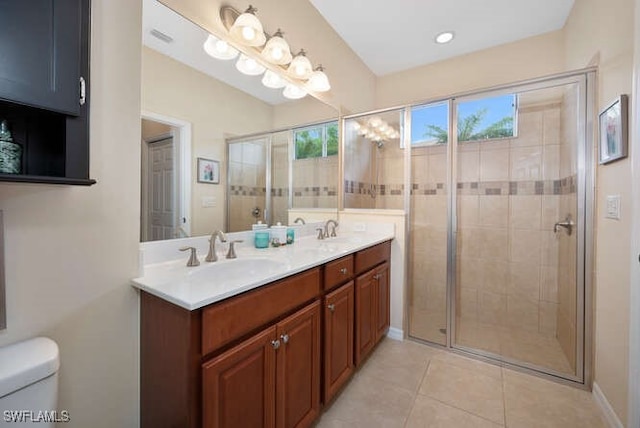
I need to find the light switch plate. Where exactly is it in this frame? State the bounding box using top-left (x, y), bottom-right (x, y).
top-left (606, 195), bottom-right (621, 220)
top-left (202, 196), bottom-right (216, 208)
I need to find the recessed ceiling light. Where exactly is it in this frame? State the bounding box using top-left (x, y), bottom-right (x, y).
top-left (435, 31), bottom-right (454, 44)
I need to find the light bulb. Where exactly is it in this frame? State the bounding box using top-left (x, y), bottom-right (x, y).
top-left (283, 84), bottom-right (307, 100)
top-left (242, 26), bottom-right (255, 41)
top-left (236, 54), bottom-right (266, 76)
top-left (287, 50), bottom-right (312, 80)
top-left (306, 66), bottom-right (331, 92)
top-left (368, 116), bottom-right (382, 128)
top-left (435, 31), bottom-right (455, 44)
top-left (295, 65), bottom-right (305, 76)
top-left (271, 47), bottom-right (283, 60)
top-left (352, 122), bottom-right (361, 131)
top-left (262, 70), bottom-right (287, 89)
top-left (203, 34), bottom-right (239, 60)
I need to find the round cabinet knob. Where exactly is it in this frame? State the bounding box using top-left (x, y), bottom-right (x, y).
top-left (327, 304), bottom-right (335, 312)
top-left (271, 339), bottom-right (281, 350)
top-left (340, 268), bottom-right (348, 275)
top-left (280, 334), bottom-right (289, 344)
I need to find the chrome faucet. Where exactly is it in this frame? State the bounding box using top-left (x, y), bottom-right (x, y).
top-left (293, 217), bottom-right (306, 225)
top-left (179, 246), bottom-right (200, 267)
top-left (206, 230), bottom-right (227, 262)
top-left (324, 219), bottom-right (339, 238)
top-left (226, 240), bottom-right (243, 259)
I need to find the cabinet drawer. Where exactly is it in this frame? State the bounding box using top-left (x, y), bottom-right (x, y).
top-left (354, 241), bottom-right (391, 274)
top-left (202, 268), bottom-right (321, 356)
top-left (323, 255), bottom-right (354, 290)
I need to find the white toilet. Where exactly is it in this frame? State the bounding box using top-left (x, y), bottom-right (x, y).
top-left (0, 337), bottom-right (60, 427)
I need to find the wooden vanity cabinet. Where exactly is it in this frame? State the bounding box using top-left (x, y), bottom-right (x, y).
top-left (202, 301), bottom-right (321, 428)
top-left (354, 242), bottom-right (391, 366)
top-left (323, 281), bottom-right (354, 403)
top-left (140, 240), bottom-right (391, 428)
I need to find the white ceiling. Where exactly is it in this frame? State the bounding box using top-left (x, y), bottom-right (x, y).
top-left (142, 0), bottom-right (288, 105)
top-left (308, 0), bottom-right (575, 76)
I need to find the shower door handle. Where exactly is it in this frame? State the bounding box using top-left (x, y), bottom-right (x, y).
top-left (554, 215), bottom-right (574, 235)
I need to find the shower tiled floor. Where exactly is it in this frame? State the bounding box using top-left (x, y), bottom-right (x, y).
top-left (407, 307), bottom-right (573, 375)
top-left (316, 338), bottom-right (605, 428)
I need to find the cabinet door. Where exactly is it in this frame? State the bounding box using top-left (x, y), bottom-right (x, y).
top-left (276, 301), bottom-right (321, 428)
top-left (0, 0), bottom-right (82, 115)
top-left (375, 262), bottom-right (390, 342)
top-left (202, 326), bottom-right (277, 428)
top-left (355, 270), bottom-right (377, 366)
top-left (324, 281), bottom-right (354, 403)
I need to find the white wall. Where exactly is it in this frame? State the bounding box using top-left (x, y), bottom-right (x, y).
top-left (0, 0), bottom-right (142, 427)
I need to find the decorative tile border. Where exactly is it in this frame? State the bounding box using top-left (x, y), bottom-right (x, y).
top-left (229, 185), bottom-right (266, 196)
top-left (344, 175), bottom-right (577, 198)
top-left (292, 186), bottom-right (337, 197)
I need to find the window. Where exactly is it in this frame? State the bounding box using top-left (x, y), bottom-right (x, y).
top-left (411, 102), bottom-right (448, 146)
top-left (410, 94), bottom-right (517, 146)
top-left (457, 94), bottom-right (516, 142)
top-left (294, 121), bottom-right (338, 159)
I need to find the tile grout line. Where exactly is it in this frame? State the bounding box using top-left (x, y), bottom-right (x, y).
top-left (400, 355), bottom-right (436, 428)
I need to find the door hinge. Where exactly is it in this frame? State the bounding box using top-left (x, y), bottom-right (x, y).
top-left (79, 77), bottom-right (86, 105)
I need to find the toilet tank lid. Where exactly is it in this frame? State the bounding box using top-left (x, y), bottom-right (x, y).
top-left (0, 337), bottom-right (60, 398)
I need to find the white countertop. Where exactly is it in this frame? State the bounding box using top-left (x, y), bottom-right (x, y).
top-left (131, 230), bottom-right (394, 310)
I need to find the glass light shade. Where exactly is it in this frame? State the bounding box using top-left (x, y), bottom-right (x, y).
top-left (283, 84), bottom-right (307, 100)
top-left (368, 116), bottom-right (382, 128)
top-left (307, 68), bottom-right (331, 92)
top-left (261, 31), bottom-right (292, 65)
top-left (352, 122), bottom-right (361, 131)
top-left (236, 54), bottom-right (266, 76)
top-left (230, 10), bottom-right (266, 47)
top-left (203, 34), bottom-right (239, 60)
top-left (378, 123), bottom-right (389, 132)
top-left (287, 51), bottom-right (312, 79)
top-left (261, 70), bottom-right (287, 89)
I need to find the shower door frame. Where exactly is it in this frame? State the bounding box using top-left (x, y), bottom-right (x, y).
top-left (446, 71), bottom-right (596, 386)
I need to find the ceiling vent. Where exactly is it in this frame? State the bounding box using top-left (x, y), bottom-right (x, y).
top-left (150, 28), bottom-right (174, 44)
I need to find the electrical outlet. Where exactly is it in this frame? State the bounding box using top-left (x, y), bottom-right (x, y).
top-left (606, 195), bottom-right (620, 220)
top-left (353, 222), bottom-right (366, 232)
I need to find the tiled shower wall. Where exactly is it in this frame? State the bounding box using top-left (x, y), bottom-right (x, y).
top-left (557, 87), bottom-right (579, 371)
top-left (455, 102), bottom-right (565, 338)
top-left (344, 128), bottom-right (404, 210)
top-left (228, 141), bottom-right (266, 232)
top-left (270, 132), bottom-right (290, 226)
top-left (410, 99), bottom-right (578, 357)
top-left (292, 155), bottom-right (338, 209)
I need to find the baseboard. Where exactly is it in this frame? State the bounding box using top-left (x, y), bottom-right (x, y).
top-left (593, 382), bottom-right (624, 428)
top-left (386, 327), bottom-right (404, 341)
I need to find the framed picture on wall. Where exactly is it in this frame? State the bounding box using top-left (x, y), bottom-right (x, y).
top-left (598, 94), bottom-right (628, 164)
top-left (197, 158), bottom-right (220, 184)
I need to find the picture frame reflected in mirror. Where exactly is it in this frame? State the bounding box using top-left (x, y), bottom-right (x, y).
top-left (197, 158), bottom-right (220, 184)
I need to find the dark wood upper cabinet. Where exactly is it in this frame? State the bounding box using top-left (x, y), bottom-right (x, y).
top-left (0, 0), bottom-right (82, 116)
top-left (0, 0), bottom-right (94, 185)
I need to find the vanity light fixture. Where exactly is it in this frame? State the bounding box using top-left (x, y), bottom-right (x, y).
top-left (287, 50), bottom-right (313, 79)
top-left (203, 34), bottom-right (239, 60)
top-left (261, 29), bottom-right (292, 65)
top-left (307, 65), bottom-right (331, 92)
top-left (236, 54), bottom-right (266, 75)
top-left (262, 69), bottom-right (287, 88)
top-left (283, 84), bottom-right (307, 100)
top-left (212, 4), bottom-right (331, 99)
top-left (229, 5), bottom-right (266, 47)
top-left (435, 31), bottom-right (455, 44)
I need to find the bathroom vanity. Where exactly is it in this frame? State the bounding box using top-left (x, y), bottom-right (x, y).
top-left (133, 231), bottom-right (392, 428)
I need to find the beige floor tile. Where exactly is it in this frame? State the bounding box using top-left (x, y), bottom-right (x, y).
top-left (419, 358), bottom-right (505, 424)
top-left (430, 348), bottom-right (503, 380)
top-left (405, 395), bottom-right (504, 428)
top-left (356, 339), bottom-right (438, 393)
top-left (503, 369), bottom-right (606, 428)
top-left (321, 373), bottom-right (415, 428)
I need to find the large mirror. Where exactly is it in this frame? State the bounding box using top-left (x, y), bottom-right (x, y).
top-left (140, 0), bottom-right (339, 241)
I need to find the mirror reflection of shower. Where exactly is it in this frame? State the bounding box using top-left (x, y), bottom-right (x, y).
top-left (344, 110), bottom-right (404, 209)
